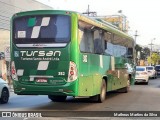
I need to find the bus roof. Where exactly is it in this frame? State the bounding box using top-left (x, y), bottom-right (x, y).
top-left (13, 10), bottom-right (134, 47)
top-left (78, 14), bottom-right (134, 42)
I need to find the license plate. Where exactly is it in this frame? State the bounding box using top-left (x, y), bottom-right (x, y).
top-left (36, 79), bottom-right (47, 83)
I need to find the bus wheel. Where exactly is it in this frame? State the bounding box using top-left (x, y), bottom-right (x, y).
top-left (48, 95), bottom-right (67, 102)
top-left (0, 88), bottom-right (9, 104)
top-left (119, 79), bottom-right (130, 93)
top-left (97, 79), bottom-right (106, 102)
top-left (90, 79), bottom-right (106, 103)
top-left (126, 79), bottom-right (130, 92)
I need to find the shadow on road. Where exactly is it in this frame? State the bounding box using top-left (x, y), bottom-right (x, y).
top-left (31, 91), bottom-right (125, 111)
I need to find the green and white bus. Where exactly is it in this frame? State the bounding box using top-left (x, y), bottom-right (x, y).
top-left (11, 10), bottom-right (135, 103)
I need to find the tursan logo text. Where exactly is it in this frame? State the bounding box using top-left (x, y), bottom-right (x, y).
top-left (20, 51), bottom-right (61, 57)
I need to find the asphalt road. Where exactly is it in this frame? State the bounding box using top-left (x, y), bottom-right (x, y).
top-left (1, 77), bottom-right (160, 119)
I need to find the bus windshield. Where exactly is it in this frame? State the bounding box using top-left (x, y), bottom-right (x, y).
top-left (13, 15), bottom-right (71, 47)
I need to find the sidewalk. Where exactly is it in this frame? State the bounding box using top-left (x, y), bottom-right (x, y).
top-left (8, 84), bottom-right (14, 92)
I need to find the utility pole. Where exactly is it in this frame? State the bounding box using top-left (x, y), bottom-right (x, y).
top-left (134, 30), bottom-right (139, 65)
top-left (82, 5), bottom-right (97, 16)
top-left (148, 38), bottom-right (156, 65)
top-left (134, 30), bottom-right (138, 46)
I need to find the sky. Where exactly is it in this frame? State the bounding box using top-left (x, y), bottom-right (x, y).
top-left (37, 0), bottom-right (160, 47)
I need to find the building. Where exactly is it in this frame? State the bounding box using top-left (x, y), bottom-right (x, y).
top-left (0, 0), bottom-right (53, 52)
top-left (0, 0), bottom-right (52, 78)
top-left (102, 15), bottom-right (129, 33)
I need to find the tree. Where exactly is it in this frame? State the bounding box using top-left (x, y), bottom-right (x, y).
top-left (147, 52), bottom-right (160, 65)
top-left (142, 47), bottom-right (150, 59)
top-left (135, 45), bottom-right (150, 60)
top-left (135, 44), bottom-right (142, 54)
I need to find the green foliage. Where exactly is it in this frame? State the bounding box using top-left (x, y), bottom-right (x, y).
top-left (135, 45), bottom-right (150, 60)
top-left (135, 44), bottom-right (160, 65)
top-left (147, 52), bottom-right (160, 65)
top-left (135, 44), bottom-right (142, 53)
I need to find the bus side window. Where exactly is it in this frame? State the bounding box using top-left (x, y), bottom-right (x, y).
top-left (105, 40), bottom-right (107, 50)
top-left (79, 28), bottom-right (94, 53)
top-left (104, 31), bottom-right (112, 55)
top-left (93, 30), bottom-right (104, 54)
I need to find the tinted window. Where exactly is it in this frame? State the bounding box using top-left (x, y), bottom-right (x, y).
top-left (136, 67), bottom-right (145, 71)
top-left (13, 15), bottom-right (71, 44)
top-left (146, 67), bottom-right (154, 70)
top-left (155, 66), bottom-right (160, 70)
top-left (79, 29), bottom-right (94, 53)
top-left (105, 42), bottom-right (127, 57)
top-left (94, 30), bottom-right (105, 54)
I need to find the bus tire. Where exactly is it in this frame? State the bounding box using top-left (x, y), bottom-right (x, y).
top-left (119, 79), bottom-right (130, 93)
top-left (48, 95), bottom-right (67, 102)
top-left (0, 88), bottom-right (9, 104)
top-left (90, 79), bottom-right (106, 103)
top-left (125, 79), bottom-right (130, 93)
top-left (97, 79), bottom-right (106, 102)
